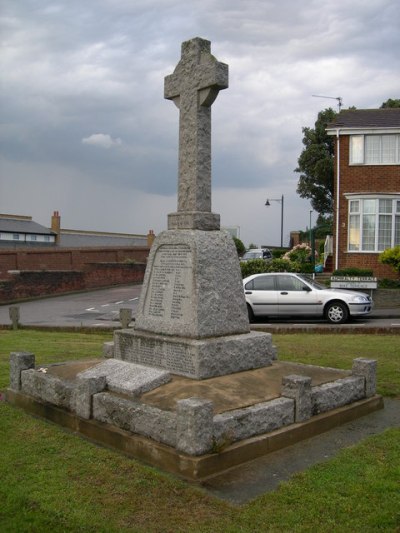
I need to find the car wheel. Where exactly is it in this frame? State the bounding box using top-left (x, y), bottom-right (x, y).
top-left (325, 301), bottom-right (349, 324)
top-left (247, 304), bottom-right (255, 323)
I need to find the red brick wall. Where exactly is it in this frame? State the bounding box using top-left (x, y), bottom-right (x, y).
top-left (0, 246), bottom-right (149, 279)
top-left (333, 135), bottom-right (400, 278)
top-left (0, 263), bottom-right (146, 303)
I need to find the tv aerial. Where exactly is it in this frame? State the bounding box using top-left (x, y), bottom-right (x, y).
top-left (312, 94), bottom-right (343, 112)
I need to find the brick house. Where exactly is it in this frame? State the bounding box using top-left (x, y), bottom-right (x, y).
top-left (326, 109), bottom-right (400, 279)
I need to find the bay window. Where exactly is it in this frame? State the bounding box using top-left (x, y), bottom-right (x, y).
top-left (348, 197), bottom-right (400, 252)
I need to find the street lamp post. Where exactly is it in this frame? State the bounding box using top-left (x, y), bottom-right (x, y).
top-left (265, 194), bottom-right (284, 247)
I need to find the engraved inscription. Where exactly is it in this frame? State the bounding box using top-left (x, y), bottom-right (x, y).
top-left (121, 336), bottom-right (196, 376)
top-left (144, 244), bottom-right (192, 322)
top-left (164, 343), bottom-right (195, 374)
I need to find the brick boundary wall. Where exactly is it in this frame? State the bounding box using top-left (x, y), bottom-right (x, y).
top-left (0, 246), bottom-right (149, 278)
top-left (0, 263), bottom-right (146, 303)
top-left (372, 289), bottom-right (400, 308)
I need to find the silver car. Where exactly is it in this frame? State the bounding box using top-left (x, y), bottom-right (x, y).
top-left (241, 248), bottom-right (272, 261)
top-left (243, 272), bottom-right (373, 324)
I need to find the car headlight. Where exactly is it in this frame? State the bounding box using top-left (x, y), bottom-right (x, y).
top-left (351, 295), bottom-right (369, 303)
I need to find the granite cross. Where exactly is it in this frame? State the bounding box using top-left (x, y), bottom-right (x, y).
top-left (164, 38), bottom-right (228, 227)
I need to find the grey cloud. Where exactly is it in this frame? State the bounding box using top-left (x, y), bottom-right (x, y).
top-left (1, 0), bottom-right (399, 246)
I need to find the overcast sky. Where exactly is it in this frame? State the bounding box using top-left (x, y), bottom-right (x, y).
top-left (1, 0), bottom-right (399, 247)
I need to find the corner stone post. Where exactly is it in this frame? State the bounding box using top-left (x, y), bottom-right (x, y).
top-left (281, 374), bottom-right (312, 422)
top-left (119, 308), bottom-right (132, 329)
top-left (9, 352), bottom-right (35, 391)
top-left (73, 376), bottom-right (107, 419)
top-left (352, 358), bottom-right (377, 397)
top-left (176, 397), bottom-right (214, 455)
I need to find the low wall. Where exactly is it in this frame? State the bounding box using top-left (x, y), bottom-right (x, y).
top-left (372, 289), bottom-right (400, 308)
top-left (0, 246), bottom-right (149, 278)
top-left (0, 263), bottom-right (146, 303)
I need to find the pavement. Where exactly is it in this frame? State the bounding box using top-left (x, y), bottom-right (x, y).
top-left (370, 307), bottom-right (400, 319)
top-left (201, 398), bottom-right (400, 504)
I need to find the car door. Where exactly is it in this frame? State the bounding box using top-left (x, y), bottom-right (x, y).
top-left (244, 275), bottom-right (279, 316)
top-left (276, 274), bottom-right (319, 316)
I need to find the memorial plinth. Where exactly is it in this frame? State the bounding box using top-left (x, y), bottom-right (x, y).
top-left (114, 230), bottom-right (273, 379)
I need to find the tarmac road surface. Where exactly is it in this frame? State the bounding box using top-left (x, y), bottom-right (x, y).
top-left (0, 285), bottom-right (142, 328)
top-left (0, 284), bottom-right (399, 330)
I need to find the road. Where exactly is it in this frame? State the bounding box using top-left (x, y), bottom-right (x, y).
top-left (0, 284), bottom-right (399, 330)
top-left (0, 285), bottom-right (142, 328)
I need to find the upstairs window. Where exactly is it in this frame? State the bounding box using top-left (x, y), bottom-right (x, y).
top-left (350, 134), bottom-right (400, 165)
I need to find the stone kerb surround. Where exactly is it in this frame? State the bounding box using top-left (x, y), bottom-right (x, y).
top-left (9, 352), bottom-right (378, 457)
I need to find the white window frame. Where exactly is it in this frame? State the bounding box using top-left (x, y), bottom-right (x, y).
top-left (347, 196), bottom-right (400, 252)
top-left (349, 134), bottom-right (400, 165)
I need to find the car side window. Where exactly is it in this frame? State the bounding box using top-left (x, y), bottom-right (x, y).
top-left (244, 280), bottom-right (254, 290)
top-left (252, 276), bottom-right (275, 291)
top-left (277, 276), bottom-right (306, 291)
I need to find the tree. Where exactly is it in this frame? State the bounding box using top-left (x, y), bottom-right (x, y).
top-left (295, 108), bottom-right (337, 216)
top-left (232, 236), bottom-right (246, 256)
top-left (380, 98), bottom-right (400, 108)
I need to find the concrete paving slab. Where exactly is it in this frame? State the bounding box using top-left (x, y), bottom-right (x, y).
top-left (141, 362), bottom-right (349, 414)
top-left (76, 359), bottom-right (171, 395)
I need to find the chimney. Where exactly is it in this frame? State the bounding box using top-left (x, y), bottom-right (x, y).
top-left (51, 211), bottom-right (61, 244)
top-left (147, 229), bottom-right (155, 247)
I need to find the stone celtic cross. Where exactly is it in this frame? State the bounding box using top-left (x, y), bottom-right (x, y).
top-left (164, 37), bottom-right (228, 230)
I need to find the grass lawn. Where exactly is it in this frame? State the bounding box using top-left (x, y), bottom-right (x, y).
top-left (1, 329), bottom-right (399, 532)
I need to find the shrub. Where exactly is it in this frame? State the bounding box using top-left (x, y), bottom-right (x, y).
top-left (332, 267), bottom-right (374, 277)
top-left (265, 258), bottom-right (296, 272)
top-left (240, 258), bottom-right (298, 278)
top-left (379, 246), bottom-right (400, 274)
top-left (378, 278), bottom-right (400, 288)
top-left (271, 248), bottom-right (286, 259)
top-left (283, 243), bottom-right (317, 265)
top-left (240, 259), bottom-right (268, 278)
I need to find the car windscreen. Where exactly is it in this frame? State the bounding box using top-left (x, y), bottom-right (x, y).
top-left (243, 252), bottom-right (262, 259)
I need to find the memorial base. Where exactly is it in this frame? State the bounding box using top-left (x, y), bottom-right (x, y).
top-left (7, 354), bottom-right (383, 481)
top-left (133, 229), bottom-right (250, 339)
top-left (114, 329), bottom-right (275, 379)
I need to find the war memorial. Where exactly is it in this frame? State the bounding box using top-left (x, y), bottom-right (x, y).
top-left (7, 38), bottom-right (383, 480)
